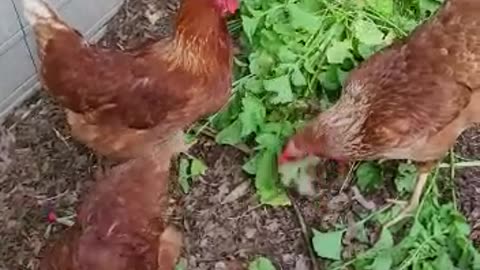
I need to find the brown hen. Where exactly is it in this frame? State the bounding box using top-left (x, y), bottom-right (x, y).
top-left (23, 0), bottom-right (237, 161)
top-left (280, 0), bottom-right (480, 227)
top-left (39, 132), bottom-right (186, 270)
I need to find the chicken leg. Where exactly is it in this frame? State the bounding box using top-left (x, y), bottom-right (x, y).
top-left (337, 160), bottom-right (351, 181)
top-left (384, 161), bottom-right (436, 228)
top-left (157, 225), bottom-right (183, 269)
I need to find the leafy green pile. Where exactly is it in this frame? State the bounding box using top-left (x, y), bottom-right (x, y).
top-left (312, 170), bottom-right (480, 270)
top-left (213, 0), bottom-right (441, 204)
top-left (180, 0), bottom-right (480, 269)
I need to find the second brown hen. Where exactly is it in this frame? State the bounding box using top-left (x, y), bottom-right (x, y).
top-left (39, 133), bottom-right (186, 270)
top-left (280, 0), bottom-right (480, 227)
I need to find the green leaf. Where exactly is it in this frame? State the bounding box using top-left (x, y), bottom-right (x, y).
top-left (357, 43), bottom-right (377, 59)
top-left (255, 150), bottom-right (290, 206)
top-left (183, 133), bottom-right (197, 145)
top-left (242, 16), bottom-right (260, 43)
top-left (178, 158), bottom-right (191, 193)
top-left (433, 252), bottom-right (455, 270)
top-left (248, 257), bottom-right (276, 270)
top-left (319, 65), bottom-right (342, 91)
top-left (239, 95), bottom-right (267, 136)
top-left (278, 46), bottom-right (298, 63)
top-left (191, 158), bottom-right (208, 177)
top-left (420, 0), bottom-right (442, 17)
top-left (249, 52), bottom-right (275, 76)
top-left (370, 251), bottom-right (393, 270)
top-left (366, 0), bottom-right (393, 16)
top-left (353, 19), bottom-right (385, 46)
top-left (356, 162), bottom-right (383, 192)
top-left (394, 163), bottom-right (417, 194)
top-left (243, 153), bottom-right (260, 175)
top-left (373, 229), bottom-right (393, 251)
top-left (255, 133), bottom-right (282, 152)
top-left (287, 3), bottom-right (320, 33)
top-left (291, 66), bottom-right (307, 87)
top-left (354, 223), bottom-right (369, 243)
top-left (312, 229), bottom-right (344, 260)
top-left (244, 78), bottom-right (264, 94)
top-left (326, 40), bottom-right (352, 64)
top-left (264, 75), bottom-right (294, 104)
top-left (216, 119), bottom-right (243, 145)
top-left (175, 258), bottom-right (187, 270)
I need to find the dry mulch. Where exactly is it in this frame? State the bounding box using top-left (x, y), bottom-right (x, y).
top-left (1, 0), bottom-right (480, 269)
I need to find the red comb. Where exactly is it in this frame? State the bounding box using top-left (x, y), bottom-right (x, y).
top-left (226, 0), bottom-right (239, 13)
top-left (47, 211), bottom-right (57, 223)
top-left (278, 150), bottom-right (290, 165)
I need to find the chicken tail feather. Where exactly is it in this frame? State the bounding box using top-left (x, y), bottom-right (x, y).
top-left (23, 0), bottom-right (68, 49)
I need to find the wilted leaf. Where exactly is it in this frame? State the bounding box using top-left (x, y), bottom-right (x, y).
top-left (178, 158), bottom-right (191, 193)
top-left (222, 181), bottom-right (251, 204)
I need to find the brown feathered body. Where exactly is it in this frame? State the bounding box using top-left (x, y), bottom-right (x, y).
top-left (287, 0), bottom-right (480, 164)
top-left (39, 135), bottom-right (185, 270)
top-left (25, 0), bottom-right (233, 160)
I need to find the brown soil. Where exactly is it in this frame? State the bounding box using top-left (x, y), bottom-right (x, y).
top-left (455, 126), bottom-right (480, 245)
top-left (1, 1), bottom-right (479, 269)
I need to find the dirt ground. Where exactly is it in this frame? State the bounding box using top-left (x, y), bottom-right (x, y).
top-left (1, 1), bottom-right (480, 269)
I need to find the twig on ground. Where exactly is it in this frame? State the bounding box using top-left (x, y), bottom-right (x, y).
top-left (52, 127), bottom-right (72, 150)
top-left (287, 192), bottom-right (320, 270)
top-left (438, 161), bottom-right (480, 169)
top-left (351, 186), bottom-right (376, 210)
top-left (339, 162), bottom-right (358, 193)
top-left (7, 99), bottom-right (43, 131)
top-left (228, 204), bottom-right (263, 221)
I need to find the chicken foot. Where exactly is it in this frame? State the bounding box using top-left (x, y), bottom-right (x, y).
top-left (384, 161), bottom-right (436, 228)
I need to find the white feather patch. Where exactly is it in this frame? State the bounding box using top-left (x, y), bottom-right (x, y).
top-left (23, 0), bottom-right (53, 24)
